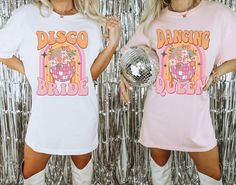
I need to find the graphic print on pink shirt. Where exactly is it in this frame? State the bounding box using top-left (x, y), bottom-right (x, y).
top-left (155, 29), bottom-right (210, 96)
top-left (36, 31), bottom-right (89, 96)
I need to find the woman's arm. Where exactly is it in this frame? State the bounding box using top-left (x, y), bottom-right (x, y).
top-left (203, 59), bottom-right (236, 91)
top-left (0, 56), bottom-right (25, 75)
top-left (91, 16), bottom-right (121, 81)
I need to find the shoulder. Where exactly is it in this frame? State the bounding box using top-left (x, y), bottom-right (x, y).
top-left (203, 0), bottom-right (236, 18)
top-left (203, 0), bottom-right (231, 10)
top-left (197, 0), bottom-right (236, 28)
top-left (13, 3), bottom-right (39, 14)
top-left (83, 15), bottom-right (102, 27)
top-left (134, 22), bottom-right (145, 33)
top-left (11, 3), bottom-right (39, 19)
top-left (80, 15), bottom-right (103, 34)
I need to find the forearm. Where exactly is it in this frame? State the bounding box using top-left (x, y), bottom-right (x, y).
top-left (215, 59), bottom-right (236, 77)
top-left (90, 45), bottom-right (117, 80)
top-left (0, 56), bottom-right (25, 75)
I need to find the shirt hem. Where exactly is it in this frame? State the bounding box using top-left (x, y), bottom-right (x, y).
top-left (25, 139), bottom-right (98, 155)
top-left (0, 52), bottom-right (14, 59)
top-left (216, 55), bottom-right (236, 65)
top-left (139, 139), bottom-right (218, 152)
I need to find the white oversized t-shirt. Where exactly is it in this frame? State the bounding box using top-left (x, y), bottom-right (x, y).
top-left (123, 0), bottom-right (236, 152)
top-left (0, 4), bottom-right (103, 155)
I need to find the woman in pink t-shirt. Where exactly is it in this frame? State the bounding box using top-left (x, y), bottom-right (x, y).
top-left (0, 0), bottom-right (120, 185)
top-left (120, 0), bottom-right (236, 184)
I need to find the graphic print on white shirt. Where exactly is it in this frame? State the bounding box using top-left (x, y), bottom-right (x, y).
top-left (36, 31), bottom-right (89, 96)
top-left (155, 29), bottom-right (210, 96)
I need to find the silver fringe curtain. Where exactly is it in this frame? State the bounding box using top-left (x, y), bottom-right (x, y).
top-left (0, 0), bottom-right (235, 184)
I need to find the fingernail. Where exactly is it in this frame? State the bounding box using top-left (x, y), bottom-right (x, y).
top-left (129, 87), bottom-right (133, 90)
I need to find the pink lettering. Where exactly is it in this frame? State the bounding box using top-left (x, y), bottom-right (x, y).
top-left (155, 76), bottom-right (166, 96)
top-left (68, 83), bottom-right (79, 96)
top-left (154, 77), bottom-right (207, 96)
top-left (36, 78), bottom-right (89, 96)
top-left (48, 83), bottom-right (60, 96)
top-left (78, 77), bottom-right (89, 96)
top-left (37, 77), bottom-right (48, 96)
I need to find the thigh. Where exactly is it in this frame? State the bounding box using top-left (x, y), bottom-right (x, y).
top-left (71, 152), bottom-right (92, 169)
top-left (150, 148), bottom-right (171, 166)
top-left (188, 146), bottom-right (221, 178)
top-left (23, 144), bottom-right (51, 179)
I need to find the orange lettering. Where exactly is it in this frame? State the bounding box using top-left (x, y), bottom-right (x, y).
top-left (77, 31), bottom-right (88, 49)
top-left (56, 31), bottom-right (67, 44)
top-left (157, 29), bottom-right (165, 49)
top-left (165, 29), bottom-right (173, 46)
top-left (36, 31), bottom-right (90, 50)
top-left (189, 31), bottom-right (193, 44)
top-left (173, 30), bottom-right (182, 44)
top-left (48, 31), bottom-right (56, 45)
top-left (193, 31), bottom-right (203, 46)
top-left (67, 31), bottom-right (77, 45)
top-left (202, 31), bottom-right (210, 50)
top-left (36, 31), bottom-right (48, 50)
top-left (182, 30), bottom-right (189, 43)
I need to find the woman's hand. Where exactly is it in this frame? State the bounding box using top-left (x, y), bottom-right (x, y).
top-left (203, 59), bottom-right (236, 91)
top-left (203, 68), bottom-right (218, 91)
top-left (0, 56), bottom-right (25, 75)
top-left (105, 16), bottom-right (121, 49)
top-left (90, 16), bottom-right (121, 80)
top-left (120, 75), bottom-right (132, 103)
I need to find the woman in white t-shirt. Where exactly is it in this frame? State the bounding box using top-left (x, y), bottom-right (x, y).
top-left (0, 0), bottom-right (120, 184)
top-left (120, 0), bottom-right (236, 185)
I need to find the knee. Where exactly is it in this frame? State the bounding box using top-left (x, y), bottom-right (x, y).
top-left (71, 153), bottom-right (92, 170)
top-left (151, 149), bottom-right (171, 167)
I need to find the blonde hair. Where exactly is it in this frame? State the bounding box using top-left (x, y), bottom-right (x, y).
top-left (37, 0), bottom-right (106, 23)
top-left (140, 0), bottom-right (169, 35)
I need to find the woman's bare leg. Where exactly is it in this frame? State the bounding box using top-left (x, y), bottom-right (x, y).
top-left (150, 148), bottom-right (172, 185)
top-left (189, 146), bottom-right (221, 180)
top-left (150, 148), bottom-right (171, 166)
top-left (23, 144), bottom-right (51, 179)
top-left (70, 152), bottom-right (92, 169)
top-left (70, 152), bottom-right (93, 185)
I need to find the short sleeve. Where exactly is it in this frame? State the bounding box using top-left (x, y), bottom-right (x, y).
top-left (87, 22), bottom-right (104, 66)
top-left (215, 7), bottom-right (236, 64)
top-left (121, 23), bottom-right (149, 55)
top-left (0, 7), bottom-right (25, 58)
top-left (97, 24), bottom-right (104, 53)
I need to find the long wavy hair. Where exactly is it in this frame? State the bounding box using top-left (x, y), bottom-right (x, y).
top-left (37, 0), bottom-right (105, 23)
top-left (140, 0), bottom-right (170, 35)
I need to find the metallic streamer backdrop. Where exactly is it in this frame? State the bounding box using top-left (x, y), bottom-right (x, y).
top-left (0, 0), bottom-right (235, 184)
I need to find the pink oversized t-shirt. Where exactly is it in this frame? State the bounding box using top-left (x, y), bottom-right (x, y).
top-left (123, 0), bottom-right (236, 152)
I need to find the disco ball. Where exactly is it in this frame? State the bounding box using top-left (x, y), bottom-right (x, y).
top-left (120, 45), bottom-right (159, 88)
top-left (49, 62), bottom-right (76, 82)
top-left (48, 46), bottom-right (76, 82)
